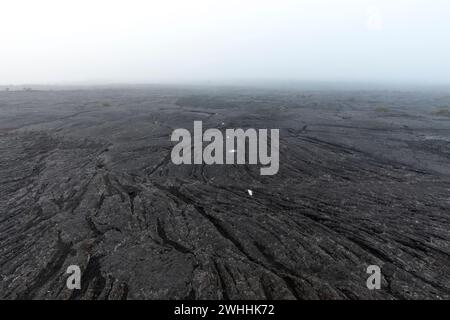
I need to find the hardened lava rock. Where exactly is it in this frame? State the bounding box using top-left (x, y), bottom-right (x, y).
top-left (0, 88), bottom-right (449, 299)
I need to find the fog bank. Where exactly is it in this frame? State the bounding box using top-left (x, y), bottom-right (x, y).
top-left (1, 0), bottom-right (449, 85)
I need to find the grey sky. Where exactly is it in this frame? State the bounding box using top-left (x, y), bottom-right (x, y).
top-left (1, 0), bottom-right (449, 85)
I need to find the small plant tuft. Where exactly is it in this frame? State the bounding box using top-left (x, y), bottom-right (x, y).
top-left (374, 106), bottom-right (390, 113)
top-left (432, 108), bottom-right (450, 117)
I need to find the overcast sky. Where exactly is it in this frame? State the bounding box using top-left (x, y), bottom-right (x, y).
top-left (1, 0), bottom-right (449, 85)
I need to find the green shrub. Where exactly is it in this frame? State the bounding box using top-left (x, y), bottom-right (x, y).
top-left (374, 106), bottom-right (389, 113)
top-left (433, 108), bottom-right (450, 116)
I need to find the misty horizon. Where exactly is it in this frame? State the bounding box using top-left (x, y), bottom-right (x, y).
top-left (1, 0), bottom-right (450, 86)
